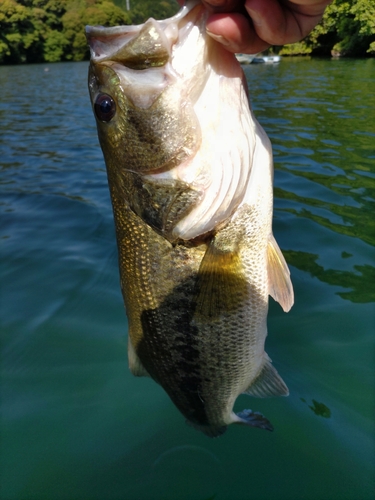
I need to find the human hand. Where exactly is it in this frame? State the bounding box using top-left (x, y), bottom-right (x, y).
top-left (178, 0), bottom-right (331, 54)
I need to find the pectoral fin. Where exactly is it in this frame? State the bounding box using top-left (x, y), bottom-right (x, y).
top-left (243, 355), bottom-right (289, 398)
top-left (194, 237), bottom-right (247, 321)
top-left (267, 234), bottom-right (294, 312)
top-left (128, 337), bottom-right (150, 377)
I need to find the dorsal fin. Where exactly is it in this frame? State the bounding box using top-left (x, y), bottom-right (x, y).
top-left (267, 234), bottom-right (294, 312)
top-left (244, 355), bottom-right (289, 398)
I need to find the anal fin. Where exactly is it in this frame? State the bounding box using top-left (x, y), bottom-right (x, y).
top-left (244, 355), bottom-right (289, 398)
top-left (128, 337), bottom-right (150, 378)
top-left (267, 234), bottom-right (294, 312)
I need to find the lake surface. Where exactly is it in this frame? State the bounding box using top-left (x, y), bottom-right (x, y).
top-left (1, 57), bottom-right (374, 500)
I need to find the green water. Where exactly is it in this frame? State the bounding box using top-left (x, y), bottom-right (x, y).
top-left (1, 57), bottom-right (374, 500)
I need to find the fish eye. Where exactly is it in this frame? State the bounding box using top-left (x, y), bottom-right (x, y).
top-left (94, 93), bottom-right (116, 122)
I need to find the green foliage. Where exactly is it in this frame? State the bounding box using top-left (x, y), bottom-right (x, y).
top-left (113, 0), bottom-right (179, 24)
top-left (44, 29), bottom-right (69, 62)
top-left (280, 0), bottom-right (375, 57)
top-left (62, 0), bottom-right (131, 61)
top-left (0, 0), bottom-right (131, 63)
top-left (0, 0), bottom-right (374, 64)
top-left (278, 42), bottom-right (312, 56)
top-left (0, 0), bottom-right (37, 62)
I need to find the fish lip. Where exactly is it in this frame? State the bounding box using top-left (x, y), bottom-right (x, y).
top-left (85, 0), bottom-right (201, 35)
top-left (85, 0), bottom-right (203, 61)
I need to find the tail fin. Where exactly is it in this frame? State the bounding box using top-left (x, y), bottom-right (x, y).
top-left (234, 409), bottom-right (274, 431)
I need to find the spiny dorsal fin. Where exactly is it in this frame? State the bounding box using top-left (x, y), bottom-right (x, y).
top-left (244, 355), bottom-right (289, 398)
top-left (267, 234), bottom-right (294, 312)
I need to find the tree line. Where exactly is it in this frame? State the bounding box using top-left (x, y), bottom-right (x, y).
top-left (0, 0), bottom-right (179, 64)
top-left (0, 0), bottom-right (374, 65)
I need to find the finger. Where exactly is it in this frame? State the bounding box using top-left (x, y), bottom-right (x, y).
top-left (244, 0), bottom-right (328, 45)
top-left (202, 0), bottom-right (243, 13)
top-left (206, 13), bottom-right (270, 53)
top-left (177, 0), bottom-right (244, 12)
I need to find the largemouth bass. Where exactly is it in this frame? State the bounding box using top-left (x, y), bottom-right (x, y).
top-left (86, 0), bottom-right (294, 437)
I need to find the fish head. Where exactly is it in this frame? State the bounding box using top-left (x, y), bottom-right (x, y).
top-left (86, 2), bottom-right (209, 183)
top-left (86, 1), bottom-right (257, 242)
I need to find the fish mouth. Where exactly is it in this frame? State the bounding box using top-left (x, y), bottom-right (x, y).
top-left (85, 0), bottom-right (204, 65)
top-left (86, 1), bottom-right (208, 111)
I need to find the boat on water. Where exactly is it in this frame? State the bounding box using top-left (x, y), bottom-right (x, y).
top-left (252, 55), bottom-right (282, 64)
top-left (235, 53), bottom-right (282, 65)
top-left (235, 53), bottom-right (255, 64)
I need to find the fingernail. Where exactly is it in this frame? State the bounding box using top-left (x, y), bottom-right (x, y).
top-left (206, 29), bottom-right (231, 46)
top-left (245, 5), bottom-right (262, 26)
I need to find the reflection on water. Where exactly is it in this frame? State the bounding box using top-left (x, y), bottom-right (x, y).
top-left (244, 57), bottom-right (375, 310)
top-left (1, 59), bottom-right (374, 500)
top-left (283, 249), bottom-right (375, 303)
top-left (301, 398), bottom-right (332, 418)
top-left (274, 168), bottom-right (375, 246)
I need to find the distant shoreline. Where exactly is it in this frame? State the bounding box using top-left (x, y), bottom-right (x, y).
top-left (1, 0), bottom-right (374, 65)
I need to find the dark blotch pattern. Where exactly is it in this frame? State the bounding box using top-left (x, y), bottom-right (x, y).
top-left (138, 277), bottom-right (209, 426)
